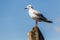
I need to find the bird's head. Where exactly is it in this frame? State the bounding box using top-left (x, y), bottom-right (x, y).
top-left (25, 5), bottom-right (33, 10)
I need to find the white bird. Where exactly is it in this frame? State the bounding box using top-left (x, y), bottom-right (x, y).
top-left (25, 5), bottom-right (52, 26)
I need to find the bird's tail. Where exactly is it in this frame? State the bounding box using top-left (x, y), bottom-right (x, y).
top-left (47, 21), bottom-right (53, 23)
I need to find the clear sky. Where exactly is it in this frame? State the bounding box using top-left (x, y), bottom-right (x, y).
top-left (0, 0), bottom-right (60, 40)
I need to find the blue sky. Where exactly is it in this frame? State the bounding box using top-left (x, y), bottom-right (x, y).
top-left (0, 0), bottom-right (60, 40)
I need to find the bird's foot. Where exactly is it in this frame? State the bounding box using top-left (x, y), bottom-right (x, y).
top-left (34, 25), bottom-right (38, 27)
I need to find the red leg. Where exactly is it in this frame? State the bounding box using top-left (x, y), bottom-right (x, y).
top-left (36, 20), bottom-right (38, 26)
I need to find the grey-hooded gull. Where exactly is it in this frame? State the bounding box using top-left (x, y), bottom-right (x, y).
top-left (25, 5), bottom-right (53, 26)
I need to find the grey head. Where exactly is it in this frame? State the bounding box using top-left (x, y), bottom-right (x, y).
top-left (25, 5), bottom-right (33, 10)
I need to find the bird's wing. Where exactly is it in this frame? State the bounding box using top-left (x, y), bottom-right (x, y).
top-left (33, 9), bottom-right (48, 21)
top-left (33, 12), bottom-right (46, 18)
top-left (33, 12), bottom-right (48, 21)
top-left (33, 10), bottom-right (46, 19)
top-left (32, 9), bottom-right (53, 23)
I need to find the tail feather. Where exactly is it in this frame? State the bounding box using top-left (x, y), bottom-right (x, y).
top-left (47, 21), bottom-right (53, 23)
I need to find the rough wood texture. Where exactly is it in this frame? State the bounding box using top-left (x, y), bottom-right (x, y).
top-left (28, 26), bottom-right (44, 40)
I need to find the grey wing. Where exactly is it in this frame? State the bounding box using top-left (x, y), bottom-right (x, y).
top-left (33, 12), bottom-right (46, 19)
top-left (33, 12), bottom-right (48, 21)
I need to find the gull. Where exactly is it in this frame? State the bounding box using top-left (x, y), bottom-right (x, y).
top-left (25, 5), bottom-right (53, 26)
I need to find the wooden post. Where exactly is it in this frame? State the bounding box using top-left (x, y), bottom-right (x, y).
top-left (28, 26), bottom-right (44, 40)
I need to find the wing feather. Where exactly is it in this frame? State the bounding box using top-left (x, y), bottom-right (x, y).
top-left (33, 12), bottom-right (48, 21)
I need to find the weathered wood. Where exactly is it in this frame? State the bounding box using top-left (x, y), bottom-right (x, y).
top-left (28, 26), bottom-right (44, 40)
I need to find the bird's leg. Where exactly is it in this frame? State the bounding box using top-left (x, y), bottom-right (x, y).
top-left (35, 20), bottom-right (38, 26)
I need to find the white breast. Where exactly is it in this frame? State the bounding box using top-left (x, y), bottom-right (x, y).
top-left (28, 9), bottom-right (39, 20)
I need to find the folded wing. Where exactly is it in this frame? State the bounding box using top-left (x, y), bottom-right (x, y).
top-left (33, 11), bottom-right (53, 23)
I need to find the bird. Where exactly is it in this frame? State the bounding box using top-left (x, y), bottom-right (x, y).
top-left (25, 5), bottom-right (53, 26)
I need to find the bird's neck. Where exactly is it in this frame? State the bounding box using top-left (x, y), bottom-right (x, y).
top-left (28, 8), bottom-right (34, 14)
top-left (28, 8), bottom-right (33, 11)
